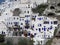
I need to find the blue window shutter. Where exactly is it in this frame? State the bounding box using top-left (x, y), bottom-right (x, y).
top-left (44, 28), bottom-right (46, 31)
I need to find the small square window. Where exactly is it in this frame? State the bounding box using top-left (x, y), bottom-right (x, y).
top-left (44, 28), bottom-right (46, 31)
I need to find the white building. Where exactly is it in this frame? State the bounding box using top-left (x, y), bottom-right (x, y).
top-left (0, 0), bottom-right (58, 45)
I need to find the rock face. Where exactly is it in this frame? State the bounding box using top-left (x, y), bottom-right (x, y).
top-left (47, 0), bottom-right (60, 4)
top-left (5, 37), bottom-right (20, 45)
top-left (13, 8), bottom-right (21, 16)
top-left (51, 38), bottom-right (60, 45)
top-left (55, 20), bottom-right (60, 37)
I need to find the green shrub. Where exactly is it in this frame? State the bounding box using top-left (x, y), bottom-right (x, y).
top-left (18, 38), bottom-right (34, 45)
top-left (0, 34), bottom-right (5, 43)
top-left (32, 4), bottom-right (48, 15)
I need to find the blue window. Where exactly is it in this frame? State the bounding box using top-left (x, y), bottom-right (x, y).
top-left (2, 31), bottom-right (5, 35)
top-left (44, 21), bottom-right (49, 24)
top-left (54, 21), bottom-right (58, 24)
top-left (38, 18), bottom-right (42, 20)
top-left (38, 24), bottom-right (41, 26)
top-left (39, 28), bottom-right (41, 32)
top-left (14, 22), bottom-right (19, 25)
top-left (25, 20), bottom-right (30, 23)
top-left (32, 16), bottom-right (36, 18)
top-left (32, 25), bottom-right (34, 28)
top-left (44, 28), bottom-right (46, 31)
top-left (34, 33), bottom-right (36, 35)
top-left (35, 16), bottom-right (36, 18)
top-left (48, 27), bottom-right (52, 30)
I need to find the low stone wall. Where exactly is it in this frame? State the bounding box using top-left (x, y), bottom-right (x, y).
top-left (5, 36), bottom-right (31, 45)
